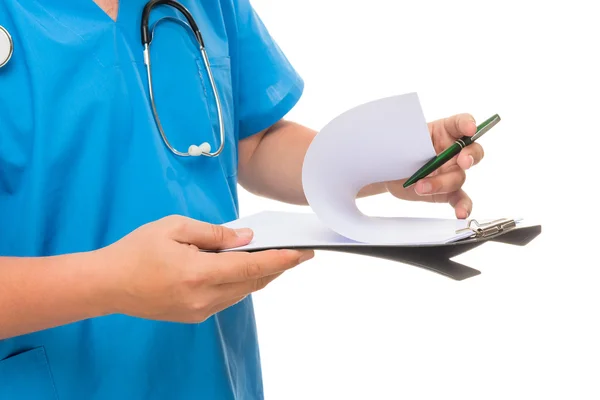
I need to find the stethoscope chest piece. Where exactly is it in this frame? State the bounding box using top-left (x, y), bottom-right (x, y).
top-left (0, 25), bottom-right (13, 68)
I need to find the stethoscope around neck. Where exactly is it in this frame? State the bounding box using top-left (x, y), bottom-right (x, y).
top-left (0, 0), bottom-right (223, 158)
top-left (141, 0), bottom-right (225, 157)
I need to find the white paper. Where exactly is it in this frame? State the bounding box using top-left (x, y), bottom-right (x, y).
top-left (222, 92), bottom-right (514, 250)
top-left (301, 92), bottom-right (437, 244)
top-left (223, 211), bottom-right (475, 251)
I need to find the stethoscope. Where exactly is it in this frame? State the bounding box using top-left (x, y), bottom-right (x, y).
top-left (0, 0), bottom-right (225, 158)
top-left (0, 25), bottom-right (13, 69)
top-left (142, 0), bottom-right (225, 157)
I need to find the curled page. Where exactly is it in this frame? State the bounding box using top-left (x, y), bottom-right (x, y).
top-left (302, 92), bottom-right (444, 244)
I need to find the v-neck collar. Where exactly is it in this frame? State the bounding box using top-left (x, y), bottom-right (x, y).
top-left (89, 0), bottom-right (121, 23)
top-left (84, 0), bottom-right (133, 28)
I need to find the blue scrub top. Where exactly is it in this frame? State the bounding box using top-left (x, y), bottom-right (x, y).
top-left (0, 0), bottom-right (303, 398)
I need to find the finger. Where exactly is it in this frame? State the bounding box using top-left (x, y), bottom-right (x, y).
top-left (414, 165), bottom-right (466, 196)
top-left (442, 113), bottom-right (477, 139)
top-left (457, 143), bottom-right (484, 170)
top-left (208, 249), bottom-right (314, 284)
top-left (448, 189), bottom-right (472, 219)
top-left (163, 215), bottom-right (254, 250)
top-left (217, 272), bottom-right (285, 301)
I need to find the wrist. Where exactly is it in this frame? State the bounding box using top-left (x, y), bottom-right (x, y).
top-left (72, 248), bottom-right (122, 318)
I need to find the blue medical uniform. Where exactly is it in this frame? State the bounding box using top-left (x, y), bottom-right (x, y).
top-left (0, 0), bottom-right (303, 398)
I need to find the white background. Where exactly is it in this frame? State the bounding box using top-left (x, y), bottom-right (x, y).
top-left (241, 1), bottom-right (600, 399)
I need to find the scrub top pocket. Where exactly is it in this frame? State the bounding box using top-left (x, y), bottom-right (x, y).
top-left (0, 347), bottom-right (58, 400)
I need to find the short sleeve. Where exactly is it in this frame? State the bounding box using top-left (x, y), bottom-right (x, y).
top-left (232, 0), bottom-right (304, 139)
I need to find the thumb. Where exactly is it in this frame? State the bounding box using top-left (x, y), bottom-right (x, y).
top-left (165, 216), bottom-right (253, 250)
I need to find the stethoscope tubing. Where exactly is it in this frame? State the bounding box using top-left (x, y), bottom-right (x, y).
top-left (141, 0), bottom-right (225, 157)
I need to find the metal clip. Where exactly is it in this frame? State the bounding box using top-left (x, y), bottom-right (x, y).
top-left (456, 218), bottom-right (516, 238)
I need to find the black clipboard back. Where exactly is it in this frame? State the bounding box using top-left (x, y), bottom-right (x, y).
top-left (244, 219), bottom-right (542, 281)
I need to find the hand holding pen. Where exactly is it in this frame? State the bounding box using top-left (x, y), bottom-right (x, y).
top-left (383, 113), bottom-right (497, 219)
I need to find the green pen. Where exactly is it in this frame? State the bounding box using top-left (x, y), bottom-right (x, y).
top-left (403, 114), bottom-right (501, 188)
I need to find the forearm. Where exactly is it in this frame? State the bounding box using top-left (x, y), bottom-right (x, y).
top-left (0, 251), bottom-right (114, 340)
top-left (238, 120), bottom-right (387, 205)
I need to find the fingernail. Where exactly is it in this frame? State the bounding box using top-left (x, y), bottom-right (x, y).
top-left (298, 251), bottom-right (314, 263)
top-left (418, 181), bottom-right (432, 194)
top-left (235, 228), bottom-right (253, 239)
top-left (467, 155), bottom-right (474, 169)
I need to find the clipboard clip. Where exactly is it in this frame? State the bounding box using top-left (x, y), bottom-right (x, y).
top-left (456, 218), bottom-right (517, 239)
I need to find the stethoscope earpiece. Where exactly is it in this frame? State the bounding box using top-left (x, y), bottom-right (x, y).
top-left (188, 142), bottom-right (212, 156)
top-left (0, 25), bottom-right (14, 69)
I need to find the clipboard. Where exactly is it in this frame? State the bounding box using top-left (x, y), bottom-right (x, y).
top-left (221, 93), bottom-right (542, 280)
top-left (309, 219), bottom-right (542, 281)
top-left (223, 215), bottom-right (542, 281)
